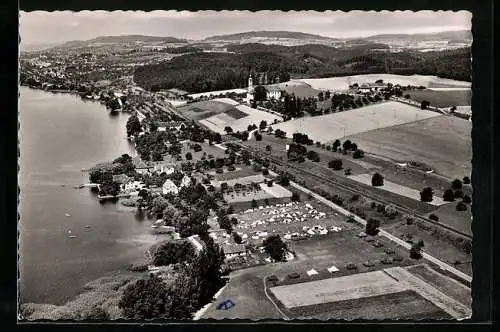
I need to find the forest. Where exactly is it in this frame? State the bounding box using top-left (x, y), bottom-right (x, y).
top-left (133, 44), bottom-right (471, 93)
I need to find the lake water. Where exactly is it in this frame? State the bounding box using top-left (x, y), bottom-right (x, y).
top-left (18, 87), bottom-right (159, 305)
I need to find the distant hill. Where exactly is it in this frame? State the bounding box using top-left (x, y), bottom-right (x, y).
top-left (364, 30), bottom-right (472, 42)
top-left (51, 35), bottom-right (187, 50)
top-left (204, 31), bottom-right (336, 41)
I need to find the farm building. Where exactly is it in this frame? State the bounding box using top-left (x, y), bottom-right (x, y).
top-left (180, 175), bottom-right (192, 188)
top-left (223, 244), bottom-right (248, 258)
top-left (188, 235), bottom-right (206, 254)
top-left (266, 86), bottom-right (282, 100)
top-left (132, 156), bottom-right (153, 174)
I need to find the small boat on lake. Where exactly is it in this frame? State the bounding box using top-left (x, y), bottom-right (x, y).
top-left (84, 225), bottom-right (91, 229)
top-left (65, 213), bottom-right (71, 217)
top-left (68, 235), bottom-right (77, 239)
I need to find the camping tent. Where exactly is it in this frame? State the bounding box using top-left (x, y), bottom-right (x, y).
top-left (216, 299), bottom-right (235, 310)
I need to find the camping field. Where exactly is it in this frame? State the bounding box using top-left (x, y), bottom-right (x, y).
top-left (406, 89), bottom-right (471, 108)
top-left (344, 115), bottom-right (472, 179)
top-left (177, 99), bottom-right (237, 121)
top-left (271, 101), bottom-right (441, 143)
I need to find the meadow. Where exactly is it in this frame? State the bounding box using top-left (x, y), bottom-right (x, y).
top-left (295, 74), bottom-right (471, 91)
top-left (406, 89), bottom-right (471, 108)
top-left (271, 101), bottom-right (440, 143)
top-left (344, 115), bottom-right (472, 179)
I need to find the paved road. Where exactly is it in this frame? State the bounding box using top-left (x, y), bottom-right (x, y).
top-left (277, 173), bottom-right (472, 284)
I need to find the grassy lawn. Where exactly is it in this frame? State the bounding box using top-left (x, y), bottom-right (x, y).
top-left (407, 89), bottom-right (471, 108)
top-left (199, 269), bottom-right (283, 320)
top-left (162, 141), bottom-right (227, 163)
top-left (425, 202), bottom-right (472, 236)
top-left (385, 222), bottom-right (472, 276)
top-left (213, 166), bottom-right (260, 181)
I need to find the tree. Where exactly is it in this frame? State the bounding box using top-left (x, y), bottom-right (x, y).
top-left (451, 179), bottom-right (463, 190)
top-left (254, 85), bottom-right (267, 101)
top-left (255, 133), bottom-right (263, 141)
top-left (342, 140), bottom-right (352, 151)
top-left (332, 139), bottom-right (341, 152)
top-left (291, 192), bottom-right (300, 202)
top-left (353, 149), bottom-right (364, 159)
top-left (421, 100), bottom-right (430, 110)
top-left (462, 194), bottom-right (472, 204)
top-left (454, 190), bottom-right (464, 199)
top-left (84, 306), bottom-right (110, 320)
top-left (224, 126), bottom-right (233, 134)
top-left (267, 180), bottom-right (274, 187)
top-left (450, 106), bottom-right (457, 113)
top-left (410, 240), bottom-right (425, 259)
top-left (277, 173), bottom-right (290, 186)
top-left (404, 94), bottom-right (411, 99)
top-left (420, 187), bottom-right (434, 202)
top-left (185, 152), bottom-right (193, 161)
top-left (262, 235), bottom-right (288, 262)
top-left (259, 120), bottom-right (267, 130)
top-left (126, 115), bottom-right (142, 137)
top-left (153, 240), bottom-right (196, 266)
top-left (275, 129), bottom-right (286, 138)
top-left (429, 214), bottom-right (439, 221)
top-left (456, 201), bottom-right (467, 211)
top-left (344, 168), bottom-right (352, 176)
top-left (251, 199), bottom-right (258, 208)
top-left (443, 189), bottom-right (455, 202)
top-left (265, 145), bottom-right (272, 152)
top-left (328, 159), bottom-right (343, 170)
top-left (371, 173), bottom-right (384, 187)
top-left (233, 232), bottom-right (243, 244)
top-left (119, 274), bottom-right (170, 319)
top-left (463, 176), bottom-right (471, 184)
top-left (365, 218), bottom-right (380, 236)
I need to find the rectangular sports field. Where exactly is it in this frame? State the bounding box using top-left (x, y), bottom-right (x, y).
top-left (270, 270), bottom-right (407, 308)
top-left (272, 101), bottom-right (440, 143)
top-left (345, 115), bottom-right (472, 179)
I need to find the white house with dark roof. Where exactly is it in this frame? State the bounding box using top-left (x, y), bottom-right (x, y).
top-left (222, 243), bottom-right (248, 259)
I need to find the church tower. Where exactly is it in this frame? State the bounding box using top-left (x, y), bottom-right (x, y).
top-left (246, 75), bottom-right (254, 104)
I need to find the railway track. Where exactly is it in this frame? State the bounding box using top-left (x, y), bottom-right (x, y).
top-left (230, 140), bottom-right (472, 240)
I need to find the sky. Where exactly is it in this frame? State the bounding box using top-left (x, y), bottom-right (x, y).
top-left (19, 10), bottom-right (472, 46)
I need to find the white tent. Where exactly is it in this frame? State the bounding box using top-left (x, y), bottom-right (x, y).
top-left (306, 269), bottom-right (318, 276)
top-left (327, 266), bottom-right (339, 273)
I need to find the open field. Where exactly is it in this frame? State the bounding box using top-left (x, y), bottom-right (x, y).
top-left (406, 89), bottom-right (471, 108)
top-left (290, 290), bottom-right (452, 320)
top-left (348, 173), bottom-right (447, 206)
top-left (160, 141), bottom-right (226, 163)
top-left (295, 74), bottom-right (471, 91)
top-left (344, 115), bottom-right (472, 179)
top-left (213, 166), bottom-right (260, 181)
top-left (201, 104), bottom-right (283, 134)
top-left (177, 99), bottom-right (237, 121)
top-left (406, 264), bottom-right (471, 307)
top-left (271, 101), bottom-right (441, 143)
top-left (260, 182), bottom-right (293, 198)
top-left (270, 270), bottom-right (407, 308)
top-left (424, 203), bottom-right (472, 236)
